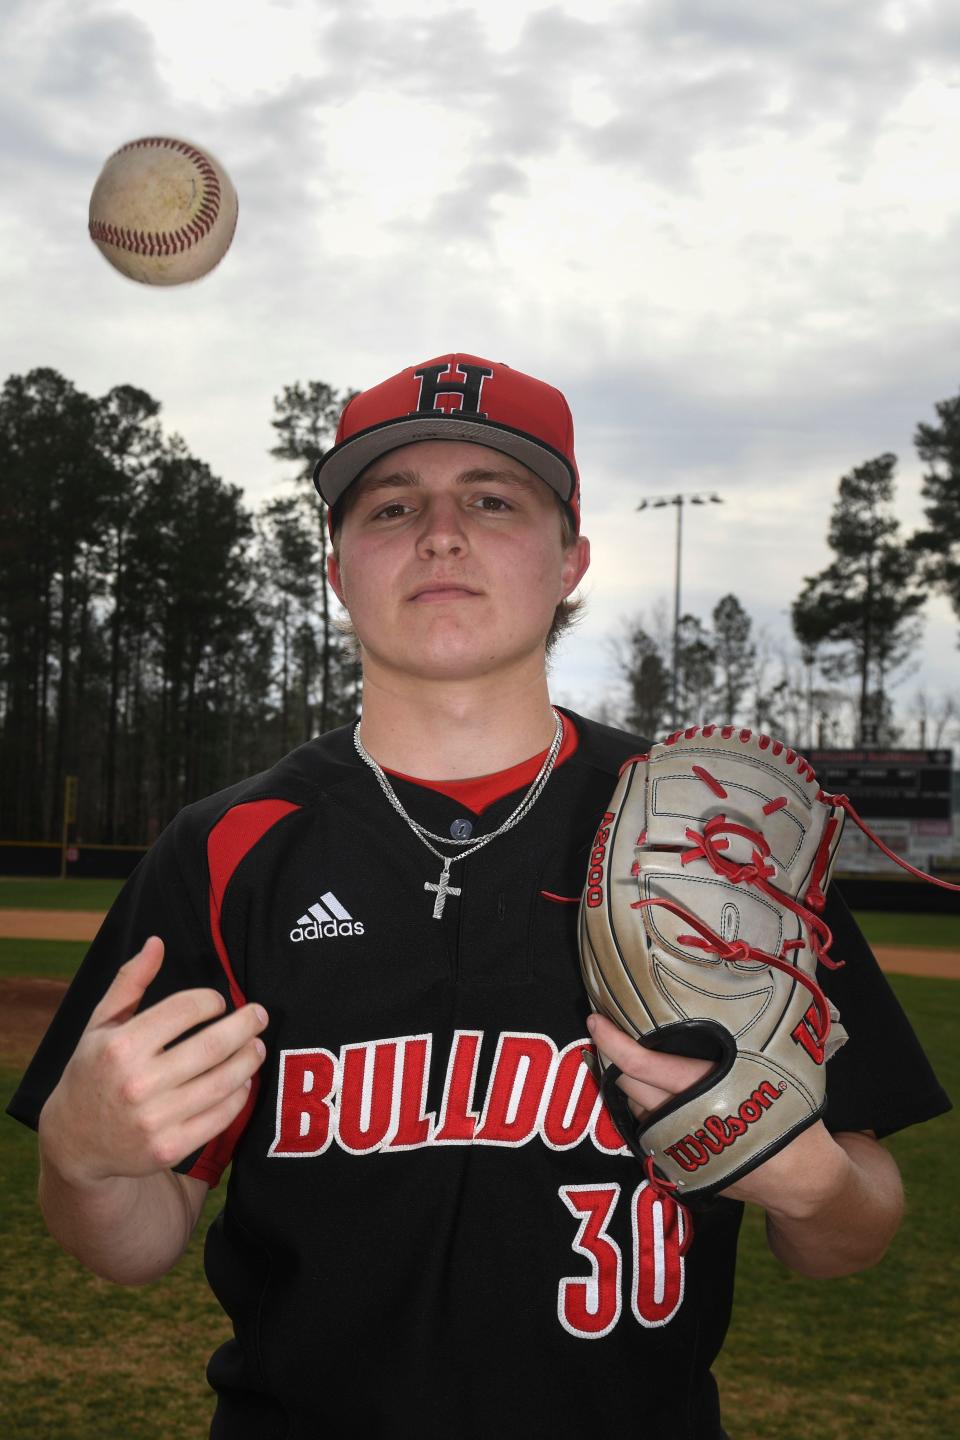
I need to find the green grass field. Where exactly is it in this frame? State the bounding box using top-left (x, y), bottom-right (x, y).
top-left (0, 877), bottom-right (124, 911)
top-left (714, 973), bottom-right (958, 1440)
top-left (852, 910), bottom-right (958, 950)
top-left (0, 938), bottom-right (88, 980)
top-left (0, 1075), bottom-right (229, 1439)
top-left (0, 891), bottom-right (956, 1438)
top-left (1, 974), bottom-right (954, 1438)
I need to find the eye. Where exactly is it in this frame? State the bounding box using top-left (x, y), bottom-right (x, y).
top-left (371, 500), bottom-right (413, 521)
top-left (472, 493), bottom-right (514, 512)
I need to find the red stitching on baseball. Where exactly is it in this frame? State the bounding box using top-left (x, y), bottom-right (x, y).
top-left (89, 137), bottom-right (224, 257)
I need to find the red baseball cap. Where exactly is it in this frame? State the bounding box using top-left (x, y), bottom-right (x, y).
top-left (313, 353), bottom-right (581, 531)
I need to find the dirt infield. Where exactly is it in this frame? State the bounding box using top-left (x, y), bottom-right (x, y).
top-left (1, 977), bottom-right (69, 1067)
top-left (0, 909), bottom-right (103, 941)
top-left (875, 946), bottom-right (960, 979)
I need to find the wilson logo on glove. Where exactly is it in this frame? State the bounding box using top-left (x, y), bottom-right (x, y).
top-left (663, 1078), bottom-right (788, 1173)
top-left (579, 723), bottom-right (960, 1230)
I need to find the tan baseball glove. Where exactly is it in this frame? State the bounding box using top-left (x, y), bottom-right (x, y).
top-left (580, 725), bottom-right (849, 1203)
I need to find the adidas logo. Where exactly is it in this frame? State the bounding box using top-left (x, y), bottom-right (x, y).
top-left (290, 892), bottom-right (365, 943)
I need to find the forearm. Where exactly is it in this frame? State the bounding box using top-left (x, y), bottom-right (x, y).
top-left (38, 1124), bottom-right (204, 1286)
top-left (586, 1015), bottom-right (907, 1280)
top-left (760, 1130), bottom-right (904, 1279)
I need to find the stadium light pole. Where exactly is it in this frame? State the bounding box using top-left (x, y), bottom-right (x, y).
top-left (636, 491), bottom-right (725, 729)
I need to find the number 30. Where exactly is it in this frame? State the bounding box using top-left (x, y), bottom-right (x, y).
top-left (558, 1181), bottom-right (686, 1337)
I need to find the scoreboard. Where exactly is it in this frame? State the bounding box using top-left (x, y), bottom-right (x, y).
top-left (807, 749), bottom-right (953, 822)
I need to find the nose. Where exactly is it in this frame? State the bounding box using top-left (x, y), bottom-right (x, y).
top-left (415, 493), bottom-right (469, 559)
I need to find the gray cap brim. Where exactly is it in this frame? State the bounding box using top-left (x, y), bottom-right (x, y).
top-left (313, 414), bottom-right (576, 508)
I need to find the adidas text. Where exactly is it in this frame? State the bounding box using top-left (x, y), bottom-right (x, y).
top-left (291, 919), bottom-right (365, 942)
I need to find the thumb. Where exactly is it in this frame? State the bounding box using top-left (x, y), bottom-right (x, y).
top-left (89, 935), bottom-right (166, 1028)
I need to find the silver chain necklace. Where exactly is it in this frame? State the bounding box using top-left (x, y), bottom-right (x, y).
top-left (353, 710), bottom-right (564, 918)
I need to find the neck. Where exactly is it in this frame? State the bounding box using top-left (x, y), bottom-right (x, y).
top-left (356, 664), bottom-right (559, 780)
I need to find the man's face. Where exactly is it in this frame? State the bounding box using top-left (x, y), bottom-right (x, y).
top-left (328, 439), bottom-right (590, 685)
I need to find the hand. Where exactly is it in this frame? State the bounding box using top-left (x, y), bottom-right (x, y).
top-left (587, 1011), bottom-right (851, 1216)
top-left (39, 936), bottom-right (269, 1187)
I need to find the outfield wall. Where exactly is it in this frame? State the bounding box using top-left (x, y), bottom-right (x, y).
top-left (834, 874), bottom-right (960, 915)
top-left (0, 841), bottom-right (146, 880)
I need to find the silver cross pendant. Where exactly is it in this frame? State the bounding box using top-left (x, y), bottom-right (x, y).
top-left (424, 859), bottom-right (461, 919)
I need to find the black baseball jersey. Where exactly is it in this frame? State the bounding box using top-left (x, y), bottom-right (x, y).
top-left (8, 712), bottom-right (950, 1439)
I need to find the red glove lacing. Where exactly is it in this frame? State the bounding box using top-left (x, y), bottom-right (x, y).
top-left (631, 802), bottom-right (844, 1045)
top-left (818, 791), bottom-right (960, 893)
top-left (628, 777), bottom-right (845, 1222)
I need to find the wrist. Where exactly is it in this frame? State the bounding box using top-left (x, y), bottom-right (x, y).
top-left (723, 1122), bottom-right (851, 1220)
top-left (38, 1091), bottom-right (112, 1191)
top-left (757, 1125), bottom-right (851, 1222)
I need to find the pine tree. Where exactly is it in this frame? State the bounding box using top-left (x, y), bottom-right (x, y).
top-left (675, 614), bottom-right (715, 727)
top-left (129, 440), bottom-right (256, 822)
top-left (269, 382), bottom-right (358, 732)
top-left (711, 594), bottom-right (755, 725)
top-left (0, 369), bottom-right (111, 836)
top-left (95, 385), bottom-right (163, 839)
top-left (257, 494), bottom-right (321, 751)
top-left (791, 454), bottom-right (925, 744)
top-left (913, 391), bottom-right (960, 637)
top-left (622, 623), bottom-right (672, 739)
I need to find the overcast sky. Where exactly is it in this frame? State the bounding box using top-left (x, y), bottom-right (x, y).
top-left (2, 0), bottom-right (958, 737)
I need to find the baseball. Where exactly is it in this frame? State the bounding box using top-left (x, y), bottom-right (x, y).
top-left (89, 136), bottom-right (238, 286)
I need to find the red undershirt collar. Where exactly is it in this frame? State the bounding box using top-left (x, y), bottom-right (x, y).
top-left (385, 712), bottom-right (579, 815)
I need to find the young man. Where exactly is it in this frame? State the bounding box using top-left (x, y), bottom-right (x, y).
top-left (9, 355), bottom-right (949, 1438)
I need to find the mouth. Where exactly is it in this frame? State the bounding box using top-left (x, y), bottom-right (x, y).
top-left (409, 583), bottom-right (482, 603)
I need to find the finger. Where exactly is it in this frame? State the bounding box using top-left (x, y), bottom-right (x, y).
top-left (588, 1015), bottom-right (714, 1099)
top-left (162, 1036), bottom-right (267, 1127)
top-left (615, 1073), bottom-right (671, 1118)
top-left (158, 1003), bottom-right (269, 1090)
top-left (90, 936), bottom-right (166, 1028)
top-left (126, 985), bottom-right (230, 1053)
top-left (147, 1078), bottom-right (258, 1172)
top-left (588, 1022), bottom-right (671, 1114)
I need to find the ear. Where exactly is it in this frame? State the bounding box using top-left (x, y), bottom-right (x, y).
top-left (327, 551), bottom-right (346, 606)
top-left (560, 535), bottom-right (591, 599)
